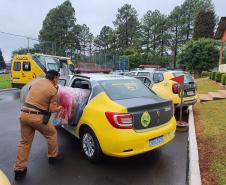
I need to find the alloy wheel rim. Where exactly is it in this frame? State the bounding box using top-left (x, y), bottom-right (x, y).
top-left (82, 133), bottom-right (95, 158)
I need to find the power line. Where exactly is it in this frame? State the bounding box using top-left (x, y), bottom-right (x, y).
top-left (0, 30), bottom-right (56, 55)
top-left (0, 30), bottom-right (39, 41)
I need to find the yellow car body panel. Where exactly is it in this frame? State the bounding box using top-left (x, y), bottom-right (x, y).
top-left (75, 92), bottom-right (176, 157)
top-left (152, 72), bottom-right (198, 105)
top-left (0, 170), bottom-right (11, 185)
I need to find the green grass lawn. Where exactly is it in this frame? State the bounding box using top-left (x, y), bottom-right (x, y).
top-left (196, 78), bottom-right (225, 94)
top-left (0, 74), bottom-right (11, 89)
top-left (194, 79), bottom-right (226, 185)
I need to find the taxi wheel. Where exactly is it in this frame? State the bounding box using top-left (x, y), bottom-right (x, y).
top-left (81, 128), bottom-right (102, 163)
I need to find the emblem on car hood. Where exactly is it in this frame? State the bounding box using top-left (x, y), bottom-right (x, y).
top-left (141, 111), bottom-right (151, 127)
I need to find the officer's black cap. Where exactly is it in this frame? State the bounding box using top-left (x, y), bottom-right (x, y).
top-left (46, 70), bottom-right (60, 80)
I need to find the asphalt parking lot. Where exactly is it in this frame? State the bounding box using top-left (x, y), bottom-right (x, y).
top-left (0, 90), bottom-right (188, 185)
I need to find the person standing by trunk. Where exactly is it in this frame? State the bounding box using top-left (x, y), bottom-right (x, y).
top-left (14, 70), bottom-right (63, 181)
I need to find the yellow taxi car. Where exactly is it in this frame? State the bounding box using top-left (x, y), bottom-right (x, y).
top-left (21, 74), bottom-right (176, 162)
top-left (0, 170), bottom-right (11, 185)
top-left (136, 70), bottom-right (198, 109)
top-left (57, 74), bottom-right (176, 162)
top-left (11, 53), bottom-right (74, 88)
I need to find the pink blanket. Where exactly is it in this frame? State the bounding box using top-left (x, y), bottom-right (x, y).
top-left (56, 86), bottom-right (90, 124)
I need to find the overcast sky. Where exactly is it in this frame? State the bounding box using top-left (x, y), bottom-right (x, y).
top-left (0, 0), bottom-right (224, 61)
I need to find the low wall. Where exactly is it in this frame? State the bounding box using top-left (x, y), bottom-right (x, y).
top-left (219, 64), bottom-right (226, 72)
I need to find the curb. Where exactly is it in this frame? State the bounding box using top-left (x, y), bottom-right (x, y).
top-left (0, 88), bottom-right (18, 93)
top-left (188, 106), bottom-right (202, 185)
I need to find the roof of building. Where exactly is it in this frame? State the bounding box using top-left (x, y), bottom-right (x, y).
top-left (215, 17), bottom-right (226, 39)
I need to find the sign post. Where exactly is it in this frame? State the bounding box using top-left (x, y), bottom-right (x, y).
top-left (171, 75), bottom-right (188, 131)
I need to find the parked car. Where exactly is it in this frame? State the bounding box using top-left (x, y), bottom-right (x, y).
top-left (21, 74), bottom-right (176, 162)
top-left (59, 73), bottom-right (176, 162)
top-left (0, 68), bottom-right (8, 74)
top-left (127, 71), bottom-right (139, 76)
top-left (136, 70), bottom-right (198, 109)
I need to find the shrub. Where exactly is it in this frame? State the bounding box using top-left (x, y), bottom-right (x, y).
top-left (209, 72), bottom-right (212, 79)
top-left (212, 71), bottom-right (216, 80)
top-left (221, 74), bottom-right (226, 85)
top-left (209, 72), bottom-right (213, 79)
top-left (215, 72), bottom-right (223, 82)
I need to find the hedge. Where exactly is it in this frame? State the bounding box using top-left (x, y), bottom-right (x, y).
top-left (212, 71), bottom-right (217, 80)
top-left (209, 72), bottom-right (212, 79)
top-left (215, 72), bottom-right (223, 82)
top-left (221, 74), bottom-right (226, 85)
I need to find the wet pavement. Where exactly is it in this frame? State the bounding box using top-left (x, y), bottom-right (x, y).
top-left (0, 90), bottom-right (188, 185)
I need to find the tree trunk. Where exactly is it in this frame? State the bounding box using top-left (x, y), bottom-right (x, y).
top-left (153, 33), bottom-right (156, 55)
top-left (125, 16), bottom-right (128, 47)
top-left (173, 24), bottom-right (178, 68)
top-left (161, 29), bottom-right (164, 56)
top-left (147, 30), bottom-right (150, 55)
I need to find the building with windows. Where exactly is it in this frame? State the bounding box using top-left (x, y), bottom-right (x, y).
top-left (215, 17), bottom-right (226, 72)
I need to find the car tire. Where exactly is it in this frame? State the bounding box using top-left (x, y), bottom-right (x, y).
top-left (81, 127), bottom-right (103, 163)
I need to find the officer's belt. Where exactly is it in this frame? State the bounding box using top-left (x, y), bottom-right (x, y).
top-left (21, 109), bottom-right (43, 115)
top-left (23, 102), bottom-right (48, 114)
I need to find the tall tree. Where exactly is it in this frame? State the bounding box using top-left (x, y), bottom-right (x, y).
top-left (113, 4), bottom-right (140, 51)
top-left (78, 24), bottom-right (92, 56)
top-left (87, 33), bottom-right (94, 57)
top-left (39, 0), bottom-right (77, 56)
top-left (167, 6), bottom-right (184, 68)
top-left (94, 26), bottom-right (118, 55)
top-left (0, 49), bottom-right (6, 69)
top-left (94, 26), bottom-right (112, 53)
top-left (142, 10), bottom-right (169, 56)
top-left (180, 0), bottom-right (215, 41)
top-left (193, 9), bottom-right (216, 39)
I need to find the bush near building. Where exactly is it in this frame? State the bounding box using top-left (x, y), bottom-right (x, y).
top-left (215, 72), bottom-right (224, 82)
top-left (211, 72), bottom-right (217, 80)
top-left (221, 74), bottom-right (226, 85)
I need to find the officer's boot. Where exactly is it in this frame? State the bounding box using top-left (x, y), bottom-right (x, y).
top-left (48, 153), bottom-right (64, 164)
top-left (14, 168), bottom-right (27, 181)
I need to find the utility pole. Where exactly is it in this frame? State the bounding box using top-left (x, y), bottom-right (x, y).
top-left (27, 37), bottom-right (30, 53)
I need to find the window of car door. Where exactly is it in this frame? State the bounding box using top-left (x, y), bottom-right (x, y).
top-left (136, 77), bottom-right (152, 87)
top-left (153, 73), bottom-right (164, 83)
top-left (71, 78), bottom-right (91, 90)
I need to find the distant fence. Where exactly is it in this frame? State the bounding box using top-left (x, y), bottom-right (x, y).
top-left (75, 54), bottom-right (129, 71)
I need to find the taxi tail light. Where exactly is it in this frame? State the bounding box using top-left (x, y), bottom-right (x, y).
top-left (172, 84), bottom-right (179, 94)
top-left (105, 112), bottom-right (133, 129)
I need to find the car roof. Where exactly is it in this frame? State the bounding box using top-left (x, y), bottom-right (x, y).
top-left (73, 73), bottom-right (135, 81)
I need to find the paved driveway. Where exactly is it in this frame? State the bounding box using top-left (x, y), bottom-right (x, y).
top-left (0, 90), bottom-right (188, 185)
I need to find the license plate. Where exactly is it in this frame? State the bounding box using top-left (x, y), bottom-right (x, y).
top-left (149, 136), bottom-right (164, 146)
top-left (186, 91), bottom-right (194, 96)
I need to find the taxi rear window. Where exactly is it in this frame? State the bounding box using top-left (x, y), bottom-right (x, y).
top-left (98, 79), bottom-right (156, 100)
top-left (173, 72), bottom-right (194, 83)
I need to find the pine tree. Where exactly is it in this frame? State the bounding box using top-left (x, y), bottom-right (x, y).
top-left (193, 9), bottom-right (216, 39)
